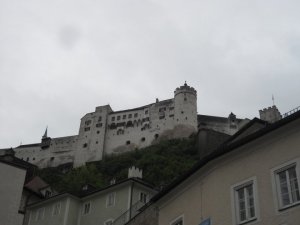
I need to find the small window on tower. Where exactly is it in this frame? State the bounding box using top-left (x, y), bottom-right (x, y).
top-left (145, 110), bottom-right (148, 114)
top-left (128, 114), bottom-right (132, 118)
top-left (123, 115), bottom-right (126, 119)
top-left (83, 143), bottom-right (88, 148)
top-left (126, 140), bottom-right (131, 145)
top-left (117, 116), bottom-right (121, 120)
top-left (98, 116), bottom-right (102, 121)
top-left (112, 116), bottom-right (115, 121)
top-left (134, 113), bottom-right (138, 118)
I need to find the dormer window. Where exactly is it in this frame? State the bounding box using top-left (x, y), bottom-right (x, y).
top-left (45, 190), bottom-right (52, 198)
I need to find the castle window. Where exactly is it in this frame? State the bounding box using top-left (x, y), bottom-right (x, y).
top-left (97, 131), bottom-right (100, 134)
top-left (159, 115), bottom-right (165, 120)
top-left (96, 123), bottom-right (102, 128)
top-left (155, 134), bottom-right (159, 139)
top-left (85, 120), bottom-right (91, 126)
top-left (145, 110), bottom-right (148, 114)
top-left (169, 107), bottom-right (174, 111)
top-left (169, 114), bottom-right (174, 117)
top-left (117, 116), bottom-right (121, 120)
top-left (128, 114), bottom-right (132, 118)
top-left (33, 157), bottom-right (35, 160)
top-left (117, 129), bottom-right (124, 135)
top-left (96, 141), bottom-right (98, 144)
top-left (98, 116), bottom-right (102, 121)
top-left (134, 113), bottom-right (138, 118)
top-left (126, 140), bottom-right (131, 145)
top-left (185, 117), bottom-right (188, 120)
top-left (84, 127), bottom-right (90, 132)
top-left (50, 157), bottom-right (54, 161)
top-left (123, 115), bottom-right (126, 119)
top-left (83, 143), bottom-right (88, 148)
top-left (141, 137), bottom-right (145, 142)
top-left (112, 116), bottom-right (115, 121)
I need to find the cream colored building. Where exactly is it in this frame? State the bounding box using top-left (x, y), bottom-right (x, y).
top-left (130, 110), bottom-right (300, 225)
top-left (0, 160), bottom-right (27, 225)
top-left (26, 177), bottom-right (157, 225)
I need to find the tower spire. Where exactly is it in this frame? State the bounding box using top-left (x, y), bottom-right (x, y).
top-left (272, 94), bottom-right (275, 106)
top-left (42, 126), bottom-right (48, 139)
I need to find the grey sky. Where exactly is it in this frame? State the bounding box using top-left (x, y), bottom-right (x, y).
top-left (1, 0), bottom-right (300, 148)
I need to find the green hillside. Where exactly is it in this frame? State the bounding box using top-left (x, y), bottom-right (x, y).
top-left (37, 135), bottom-right (199, 194)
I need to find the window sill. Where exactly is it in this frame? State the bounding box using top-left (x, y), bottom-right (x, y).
top-left (278, 201), bottom-right (300, 211)
top-left (238, 218), bottom-right (257, 225)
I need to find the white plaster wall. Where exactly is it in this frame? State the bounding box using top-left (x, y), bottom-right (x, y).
top-left (0, 162), bottom-right (26, 225)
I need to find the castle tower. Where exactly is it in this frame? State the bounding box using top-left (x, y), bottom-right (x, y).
top-left (259, 105), bottom-right (282, 123)
top-left (174, 82), bottom-right (197, 133)
top-left (41, 127), bottom-right (51, 149)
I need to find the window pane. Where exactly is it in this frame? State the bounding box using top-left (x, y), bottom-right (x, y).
top-left (278, 171), bottom-right (290, 206)
top-left (288, 167), bottom-right (300, 202)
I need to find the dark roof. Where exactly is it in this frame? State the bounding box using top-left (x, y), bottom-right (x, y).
top-left (24, 176), bottom-right (49, 194)
top-left (0, 155), bottom-right (37, 181)
top-left (198, 114), bottom-right (244, 124)
top-left (16, 143), bottom-right (40, 149)
top-left (224, 117), bottom-right (269, 144)
top-left (151, 109), bottom-right (300, 203)
top-left (27, 178), bottom-right (155, 207)
top-left (81, 177), bottom-right (155, 198)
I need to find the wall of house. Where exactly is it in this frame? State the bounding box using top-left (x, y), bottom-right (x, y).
top-left (158, 118), bottom-right (300, 225)
top-left (66, 197), bottom-right (80, 225)
top-left (27, 197), bottom-right (70, 225)
top-left (79, 184), bottom-right (130, 225)
top-left (0, 162), bottom-right (26, 225)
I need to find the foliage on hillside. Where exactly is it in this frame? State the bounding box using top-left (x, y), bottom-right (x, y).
top-left (37, 136), bottom-right (199, 195)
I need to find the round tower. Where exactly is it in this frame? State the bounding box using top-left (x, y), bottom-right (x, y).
top-left (174, 82), bottom-right (197, 131)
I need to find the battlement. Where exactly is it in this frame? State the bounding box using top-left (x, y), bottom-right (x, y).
top-left (259, 105), bottom-right (282, 123)
top-left (174, 82), bottom-right (197, 96)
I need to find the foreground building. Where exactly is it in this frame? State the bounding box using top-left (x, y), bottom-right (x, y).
top-left (25, 168), bottom-right (157, 225)
top-left (127, 110), bottom-right (300, 225)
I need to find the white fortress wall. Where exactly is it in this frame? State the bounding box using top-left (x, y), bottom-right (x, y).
top-left (13, 83), bottom-right (200, 168)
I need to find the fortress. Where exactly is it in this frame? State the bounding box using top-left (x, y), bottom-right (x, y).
top-left (10, 83), bottom-right (282, 168)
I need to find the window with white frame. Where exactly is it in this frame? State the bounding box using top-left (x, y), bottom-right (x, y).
top-left (232, 178), bottom-right (257, 224)
top-left (52, 202), bottom-right (61, 216)
top-left (104, 219), bottom-right (113, 225)
top-left (140, 192), bottom-right (148, 203)
top-left (83, 202), bottom-right (91, 215)
top-left (35, 207), bottom-right (45, 221)
top-left (106, 192), bottom-right (116, 207)
top-left (170, 216), bottom-right (183, 225)
top-left (274, 163), bottom-right (300, 209)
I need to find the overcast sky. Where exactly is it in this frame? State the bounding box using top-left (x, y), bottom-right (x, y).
top-left (1, 0), bottom-right (300, 148)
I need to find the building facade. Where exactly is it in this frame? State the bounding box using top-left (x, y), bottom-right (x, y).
top-left (150, 110), bottom-right (300, 225)
top-left (26, 177), bottom-right (157, 225)
top-left (0, 161), bottom-right (27, 225)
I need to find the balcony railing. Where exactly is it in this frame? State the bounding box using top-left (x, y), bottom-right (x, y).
top-left (112, 200), bottom-right (145, 225)
top-left (282, 106), bottom-right (300, 118)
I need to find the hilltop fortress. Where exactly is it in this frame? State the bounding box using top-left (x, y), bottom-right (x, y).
top-left (11, 83), bottom-right (282, 168)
